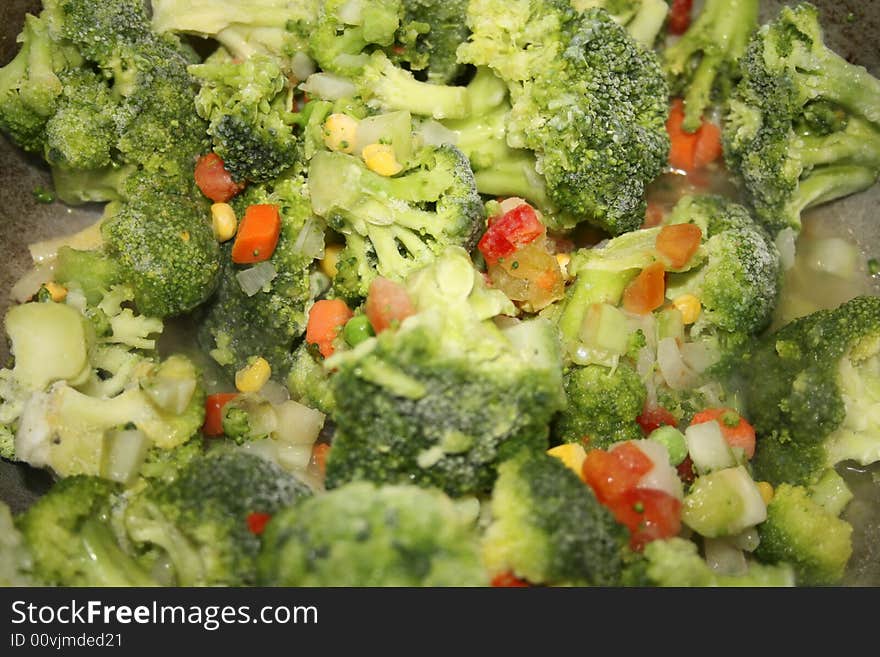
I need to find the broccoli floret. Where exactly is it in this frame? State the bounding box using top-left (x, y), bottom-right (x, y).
top-left (286, 342), bottom-right (337, 414)
top-left (553, 363), bottom-right (647, 449)
top-left (100, 173), bottom-right (221, 319)
top-left (310, 0), bottom-right (402, 77)
top-left (630, 537), bottom-right (795, 586)
top-left (573, 0), bottom-right (669, 47)
top-left (220, 395), bottom-right (277, 445)
top-left (189, 52), bottom-right (301, 183)
top-left (324, 248), bottom-right (565, 497)
top-left (743, 296), bottom-right (880, 488)
top-left (754, 483), bottom-right (853, 585)
top-left (723, 3), bottom-right (880, 233)
top-left (124, 449), bottom-right (313, 586)
top-left (663, 0), bottom-right (759, 132)
top-left (0, 12), bottom-right (67, 153)
top-left (258, 481), bottom-right (487, 586)
top-left (0, 502), bottom-right (34, 586)
top-left (150, 0), bottom-right (318, 69)
top-left (198, 173), bottom-right (317, 377)
top-left (456, 1), bottom-right (669, 235)
top-left (16, 475), bottom-right (156, 586)
top-left (394, 0), bottom-right (471, 84)
top-left (309, 144), bottom-right (484, 301)
top-left (138, 436), bottom-right (204, 485)
top-left (664, 195), bottom-right (781, 336)
top-left (483, 450), bottom-right (630, 585)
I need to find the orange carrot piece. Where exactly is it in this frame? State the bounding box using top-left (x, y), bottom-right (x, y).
top-left (231, 204), bottom-right (281, 264)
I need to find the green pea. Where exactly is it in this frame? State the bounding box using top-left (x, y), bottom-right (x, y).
top-left (344, 314), bottom-right (374, 347)
top-left (648, 425), bottom-right (688, 466)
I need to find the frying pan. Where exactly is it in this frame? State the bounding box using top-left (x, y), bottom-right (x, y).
top-left (1, 0), bottom-right (879, 584)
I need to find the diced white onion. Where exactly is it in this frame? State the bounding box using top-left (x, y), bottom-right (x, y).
top-left (703, 537), bottom-right (748, 576)
top-left (292, 218), bottom-right (325, 260)
top-left (685, 421), bottom-right (735, 474)
top-left (337, 0), bottom-right (363, 24)
top-left (300, 73), bottom-right (357, 101)
top-left (498, 197), bottom-right (529, 214)
top-left (260, 380), bottom-right (290, 406)
top-left (10, 264), bottom-right (54, 303)
top-left (775, 228), bottom-right (797, 271)
top-left (290, 52), bottom-right (316, 82)
top-left (236, 261), bottom-right (277, 297)
top-left (657, 336), bottom-right (698, 390)
top-left (273, 399), bottom-right (325, 446)
top-left (625, 439), bottom-right (684, 500)
top-left (731, 526), bottom-right (761, 552)
top-left (275, 443), bottom-right (314, 471)
top-left (679, 341), bottom-right (720, 375)
top-left (416, 119), bottom-right (458, 147)
top-left (101, 429), bottom-right (150, 485)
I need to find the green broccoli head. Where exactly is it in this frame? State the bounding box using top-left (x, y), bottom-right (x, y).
top-left (325, 248), bottom-right (565, 497)
top-left (744, 296), bottom-right (880, 488)
top-left (190, 52), bottom-right (301, 183)
top-left (723, 3), bottom-right (880, 234)
top-left (150, 0), bottom-right (319, 69)
top-left (124, 449), bottom-right (313, 586)
top-left (16, 475), bottom-right (156, 586)
top-left (553, 362), bottom-right (647, 449)
top-left (0, 502), bottom-right (34, 586)
top-left (483, 450), bottom-right (630, 585)
top-left (0, 12), bottom-right (67, 154)
top-left (394, 0), bottom-right (470, 84)
top-left (198, 173), bottom-right (318, 377)
top-left (754, 483), bottom-right (853, 585)
top-left (629, 537), bottom-right (795, 586)
top-left (458, 1), bottom-right (670, 235)
top-left (101, 173), bottom-right (221, 319)
top-left (663, 0), bottom-right (759, 132)
top-left (664, 195), bottom-right (782, 337)
top-left (309, 144), bottom-right (484, 301)
top-left (309, 0), bottom-right (403, 77)
top-left (258, 481), bottom-right (487, 586)
top-left (286, 341), bottom-right (337, 415)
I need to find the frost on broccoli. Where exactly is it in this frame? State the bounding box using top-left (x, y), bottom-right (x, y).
top-left (189, 52), bottom-right (301, 183)
top-left (456, 1), bottom-right (670, 235)
top-left (324, 248), bottom-right (565, 497)
top-left (16, 475), bottom-right (157, 586)
top-left (198, 174), bottom-right (319, 378)
top-left (723, 3), bottom-right (880, 233)
top-left (743, 296), bottom-right (880, 488)
top-left (663, 0), bottom-right (759, 132)
top-left (124, 449), bottom-right (313, 586)
top-left (754, 483), bottom-right (853, 586)
top-left (308, 144), bottom-right (484, 301)
top-left (483, 450), bottom-right (630, 585)
top-left (258, 481), bottom-right (487, 586)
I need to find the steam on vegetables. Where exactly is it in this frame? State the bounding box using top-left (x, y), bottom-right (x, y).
top-left (1, 0), bottom-right (879, 588)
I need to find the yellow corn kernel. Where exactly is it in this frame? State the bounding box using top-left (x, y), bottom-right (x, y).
top-left (673, 293), bottom-right (702, 324)
top-left (555, 252), bottom-right (571, 279)
top-left (321, 243), bottom-right (344, 278)
top-left (211, 203), bottom-right (238, 242)
top-left (362, 143), bottom-right (403, 176)
top-left (44, 282), bottom-right (68, 302)
top-left (323, 113), bottom-right (359, 154)
top-left (547, 443), bottom-right (587, 481)
top-left (235, 357), bottom-right (271, 393)
top-left (756, 481), bottom-right (774, 505)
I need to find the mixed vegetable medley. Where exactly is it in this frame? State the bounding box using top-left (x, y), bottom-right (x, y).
top-left (1, 0), bottom-right (879, 587)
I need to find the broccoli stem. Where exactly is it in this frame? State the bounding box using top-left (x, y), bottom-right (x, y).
top-left (798, 119), bottom-right (880, 170)
top-left (625, 0), bottom-right (669, 47)
top-left (558, 270), bottom-right (634, 345)
top-left (80, 519), bottom-right (157, 587)
top-left (796, 49), bottom-right (880, 126)
top-left (665, 0), bottom-right (759, 132)
top-left (366, 54), bottom-right (470, 120)
top-left (789, 165), bottom-right (879, 217)
top-left (473, 154), bottom-right (549, 207)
